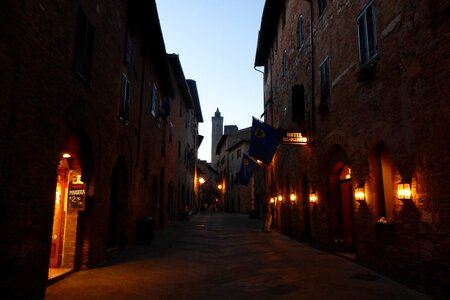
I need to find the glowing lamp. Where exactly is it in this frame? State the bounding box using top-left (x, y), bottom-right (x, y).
top-left (397, 182), bottom-right (411, 200)
top-left (290, 193), bottom-right (296, 202)
top-left (62, 153), bottom-right (71, 158)
top-left (354, 186), bottom-right (365, 202)
top-left (270, 197), bottom-right (275, 204)
top-left (309, 193), bottom-right (317, 203)
top-left (278, 194), bottom-right (283, 201)
top-left (199, 177), bottom-right (205, 184)
top-left (345, 168), bottom-right (352, 179)
top-left (218, 184), bottom-right (222, 190)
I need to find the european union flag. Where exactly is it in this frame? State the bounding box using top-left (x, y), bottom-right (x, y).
top-left (248, 117), bottom-right (281, 164)
top-left (239, 153), bottom-right (259, 186)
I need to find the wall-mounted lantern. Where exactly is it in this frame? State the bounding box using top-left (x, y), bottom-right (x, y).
top-left (270, 197), bottom-right (275, 204)
top-left (199, 177), bottom-right (206, 185)
top-left (290, 193), bottom-right (297, 202)
top-left (278, 194), bottom-right (283, 201)
top-left (354, 185), bottom-right (365, 203)
top-left (397, 181), bottom-right (411, 201)
top-left (309, 193), bottom-right (317, 203)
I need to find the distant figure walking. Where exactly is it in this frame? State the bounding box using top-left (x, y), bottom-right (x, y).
top-left (262, 203), bottom-right (272, 232)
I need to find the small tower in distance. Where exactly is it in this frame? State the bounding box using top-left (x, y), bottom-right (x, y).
top-left (211, 108), bottom-right (223, 167)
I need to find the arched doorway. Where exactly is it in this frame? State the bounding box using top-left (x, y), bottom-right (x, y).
top-left (159, 169), bottom-right (165, 228)
top-left (151, 176), bottom-right (158, 221)
top-left (372, 142), bottom-right (394, 220)
top-left (301, 175), bottom-right (312, 242)
top-left (327, 146), bottom-right (354, 252)
top-left (168, 181), bottom-right (175, 222)
top-left (107, 156), bottom-right (129, 251)
top-left (49, 131), bottom-right (93, 270)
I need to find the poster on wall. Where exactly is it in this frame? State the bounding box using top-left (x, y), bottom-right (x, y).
top-left (68, 180), bottom-right (86, 211)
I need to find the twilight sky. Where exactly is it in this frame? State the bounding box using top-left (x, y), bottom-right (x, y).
top-left (156, 0), bottom-right (266, 162)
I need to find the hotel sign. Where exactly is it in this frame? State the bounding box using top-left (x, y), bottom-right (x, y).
top-left (281, 130), bottom-right (308, 145)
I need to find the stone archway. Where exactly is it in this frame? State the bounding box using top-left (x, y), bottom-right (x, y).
top-left (49, 130), bottom-right (94, 270)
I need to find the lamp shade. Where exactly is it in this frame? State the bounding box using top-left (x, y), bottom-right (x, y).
top-left (354, 187), bottom-right (365, 201)
top-left (398, 183), bottom-right (411, 200)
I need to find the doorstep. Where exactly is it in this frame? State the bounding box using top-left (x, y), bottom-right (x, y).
top-left (47, 268), bottom-right (73, 286)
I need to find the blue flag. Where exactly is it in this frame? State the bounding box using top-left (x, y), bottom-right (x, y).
top-left (248, 117), bottom-right (281, 164)
top-left (239, 153), bottom-right (259, 186)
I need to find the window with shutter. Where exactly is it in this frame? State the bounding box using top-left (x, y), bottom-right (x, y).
top-left (74, 7), bottom-right (95, 84)
top-left (357, 1), bottom-right (377, 66)
top-left (151, 82), bottom-right (158, 117)
top-left (320, 57), bottom-right (330, 105)
top-left (318, 0), bottom-right (327, 17)
top-left (119, 73), bottom-right (130, 124)
top-left (124, 31), bottom-right (134, 69)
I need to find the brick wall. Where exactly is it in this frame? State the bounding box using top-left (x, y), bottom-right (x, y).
top-left (0, 0), bottom-right (194, 297)
top-left (257, 0), bottom-right (450, 297)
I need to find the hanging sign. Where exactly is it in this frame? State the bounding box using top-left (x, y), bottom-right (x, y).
top-left (68, 180), bottom-right (86, 210)
top-left (281, 130), bottom-right (308, 145)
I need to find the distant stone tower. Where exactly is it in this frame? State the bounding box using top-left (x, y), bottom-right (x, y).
top-left (211, 108), bottom-right (223, 167)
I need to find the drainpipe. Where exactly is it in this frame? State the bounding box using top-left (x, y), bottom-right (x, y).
top-left (136, 46), bottom-right (146, 167)
top-left (306, 0), bottom-right (316, 145)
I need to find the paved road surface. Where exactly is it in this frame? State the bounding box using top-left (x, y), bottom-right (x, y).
top-left (45, 213), bottom-right (431, 299)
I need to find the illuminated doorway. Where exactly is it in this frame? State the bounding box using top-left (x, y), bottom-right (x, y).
top-left (327, 147), bottom-right (355, 252)
top-left (49, 154), bottom-right (85, 269)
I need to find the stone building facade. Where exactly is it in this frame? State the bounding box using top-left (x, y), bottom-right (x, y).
top-left (255, 0), bottom-right (450, 298)
top-left (0, 0), bottom-right (201, 298)
top-left (216, 127), bottom-right (254, 213)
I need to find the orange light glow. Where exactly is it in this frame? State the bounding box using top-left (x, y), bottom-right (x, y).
top-left (398, 183), bottom-right (411, 200)
top-left (354, 187), bottom-right (365, 201)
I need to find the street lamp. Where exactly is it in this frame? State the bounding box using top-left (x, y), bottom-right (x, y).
top-left (309, 193), bottom-right (317, 203)
top-left (290, 193), bottom-right (296, 202)
top-left (397, 181), bottom-right (411, 201)
top-left (354, 185), bottom-right (365, 203)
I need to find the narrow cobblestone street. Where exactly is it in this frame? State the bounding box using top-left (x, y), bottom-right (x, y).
top-left (45, 213), bottom-right (431, 299)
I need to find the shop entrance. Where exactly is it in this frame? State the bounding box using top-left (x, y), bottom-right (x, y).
top-left (49, 154), bottom-right (84, 269)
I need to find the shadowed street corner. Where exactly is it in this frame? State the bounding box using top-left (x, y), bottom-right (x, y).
top-left (45, 213), bottom-right (431, 300)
